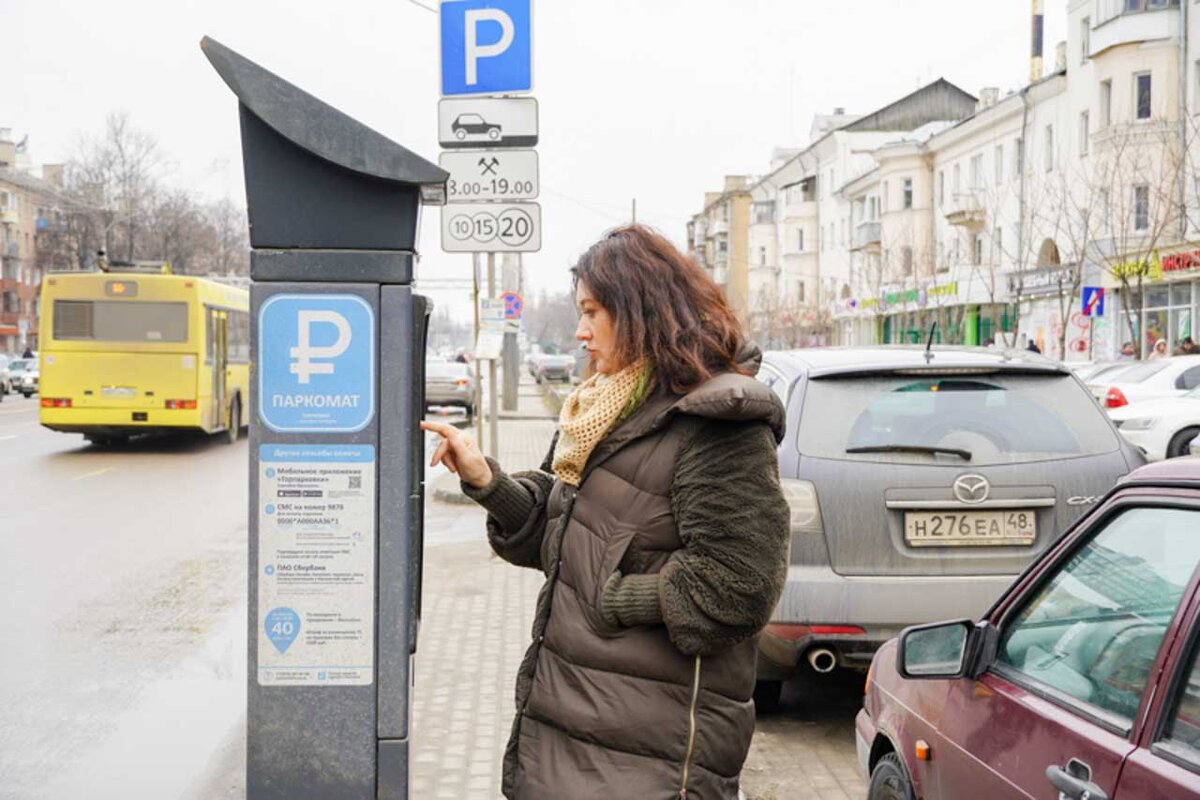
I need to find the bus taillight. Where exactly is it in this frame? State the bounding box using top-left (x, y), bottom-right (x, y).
top-left (165, 400), bottom-right (198, 410)
top-left (40, 398), bottom-right (72, 408)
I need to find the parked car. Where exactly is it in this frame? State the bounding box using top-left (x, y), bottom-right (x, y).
top-left (1067, 359), bottom-right (1128, 383)
top-left (424, 358), bottom-right (476, 419)
top-left (752, 347), bottom-right (1144, 706)
top-left (857, 457), bottom-right (1200, 800)
top-left (7, 358), bottom-right (37, 397)
top-left (1092, 354), bottom-right (1200, 409)
top-left (1193, 431), bottom-right (1200, 456)
top-left (532, 352), bottom-right (574, 383)
top-left (1110, 385), bottom-right (1200, 459)
top-left (0, 355), bottom-right (9, 398)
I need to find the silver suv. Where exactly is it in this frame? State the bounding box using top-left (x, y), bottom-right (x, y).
top-left (752, 347), bottom-right (1145, 703)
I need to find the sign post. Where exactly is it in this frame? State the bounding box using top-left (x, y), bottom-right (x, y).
top-left (1082, 286), bottom-right (1105, 359)
top-left (203, 37), bottom-right (448, 800)
top-left (439, 0), bottom-right (538, 457)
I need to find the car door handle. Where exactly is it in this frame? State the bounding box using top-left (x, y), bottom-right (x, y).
top-left (1046, 763), bottom-right (1109, 800)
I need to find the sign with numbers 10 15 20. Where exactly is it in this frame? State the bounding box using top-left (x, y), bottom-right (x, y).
top-left (440, 201), bottom-right (541, 253)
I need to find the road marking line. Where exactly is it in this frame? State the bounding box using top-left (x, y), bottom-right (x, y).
top-left (74, 467), bottom-right (114, 481)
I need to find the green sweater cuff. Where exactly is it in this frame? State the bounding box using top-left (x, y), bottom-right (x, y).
top-left (601, 572), bottom-right (663, 628)
top-left (461, 457), bottom-right (536, 534)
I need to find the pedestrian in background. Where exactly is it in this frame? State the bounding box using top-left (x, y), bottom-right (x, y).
top-left (422, 224), bottom-right (790, 800)
top-left (1174, 336), bottom-right (1197, 356)
top-left (1150, 338), bottom-right (1169, 360)
top-left (1119, 341), bottom-right (1136, 360)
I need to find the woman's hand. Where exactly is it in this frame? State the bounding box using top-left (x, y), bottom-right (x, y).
top-left (420, 420), bottom-right (494, 489)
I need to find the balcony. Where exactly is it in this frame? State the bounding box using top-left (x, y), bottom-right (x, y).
top-left (782, 200), bottom-right (818, 221)
top-left (0, 209), bottom-right (17, 226)
top-left (708, 219), bottom-right (729, 236)
top-left (0, 311), bottom-right (20, 326)
top-left (3, 242), bottom-right (18, 258)
top-left (944, 191), bottom-right (985, 230)
top-left (1092, 0), bottom-right (1178, 56)
top-left (852, 221), bottom-right (881, 251)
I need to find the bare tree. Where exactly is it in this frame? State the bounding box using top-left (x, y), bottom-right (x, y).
top-left (206, 198), bottom-right (250, 276)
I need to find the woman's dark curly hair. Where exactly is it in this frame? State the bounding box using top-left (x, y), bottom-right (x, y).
top-left (570, 224), bottom-right (749, 395)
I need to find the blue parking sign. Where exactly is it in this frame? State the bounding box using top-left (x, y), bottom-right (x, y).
top-left (259, 294), bottom-right (375, 433)
top-left (440, 0), bottom-right (532, 96)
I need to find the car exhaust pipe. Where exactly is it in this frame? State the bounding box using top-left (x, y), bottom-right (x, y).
top-left (806, 647), bottom-right (837, 674)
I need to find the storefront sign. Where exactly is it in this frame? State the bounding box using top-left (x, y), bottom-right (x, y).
top-left (1010, 267), bottom-right (1077, 297)
top-left (851, 282), bottom-right (957, 312)
top-left (1161, 249), bottom-right (1200, 275)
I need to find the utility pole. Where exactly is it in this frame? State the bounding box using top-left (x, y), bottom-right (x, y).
top-left (487, 252), bottom-right (499, 458)
top-left (473, 253), bottom-right (483, 448)
top-left (632, 198), bottom-right (637, 224)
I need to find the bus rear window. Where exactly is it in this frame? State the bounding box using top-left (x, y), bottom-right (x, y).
top-left (53, 300), bottom-right (188, 343)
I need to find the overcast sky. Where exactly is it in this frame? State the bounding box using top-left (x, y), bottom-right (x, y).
top-left (6, 0), bottom-right (1065, 319)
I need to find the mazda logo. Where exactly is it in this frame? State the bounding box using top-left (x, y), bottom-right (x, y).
top-left (953, 474), bottom-right (990, 504)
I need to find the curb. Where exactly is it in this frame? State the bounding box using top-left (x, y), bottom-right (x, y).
top-left (431, 472), bottom-right (475, 506)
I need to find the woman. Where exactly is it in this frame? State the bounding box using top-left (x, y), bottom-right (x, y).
top-left (421, 225), bottom-right (790, 799)
top-left (1150, 338), bottom-right (1169, 360)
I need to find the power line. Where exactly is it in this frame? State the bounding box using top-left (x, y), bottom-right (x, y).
top-left (404, 0), bottom-right (438, 14)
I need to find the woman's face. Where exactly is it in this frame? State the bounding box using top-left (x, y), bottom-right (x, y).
top-left (575, 282), bottom-right (621, 374)
top-left (1156, 341), bottom-right (1168, 354)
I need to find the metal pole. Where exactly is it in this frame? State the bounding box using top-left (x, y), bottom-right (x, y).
top-left (487, 252), bottom-right (499, 459)
top-left (632, 198), bottom-right (636, 224)
top-left (473, 253), bottom-right (484, 447)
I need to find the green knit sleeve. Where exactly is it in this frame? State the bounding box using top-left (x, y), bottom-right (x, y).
top-left (659, 418), bottom-right (790, 656)
top-left (462, 457), bottom-right (554, 571)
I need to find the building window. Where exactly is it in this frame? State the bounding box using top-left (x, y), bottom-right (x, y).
top-left (1014, 138), bottom-right (1023, 177)
top-left (797, 229), bottom-right (804, 251)
top-left (1100, 188), bottom-right (1111, 231)
top-left (994, 226), bottom-right (1003, 257)
top-left (798, 282), bottom-right (806, 303)
top-left (840, 218), bottom-right (846, 245)
top-left (829, 169), bottom-right (835, 191)
top-left (903, 178), bottom-right (913, 209)
top-left (1134, 184), bottom-right (1150, 230)
top-left (953, 164), bottom-right (961, 195)
top-left (881, 181), bottom-right (888, 213)
top-left (972, 234), bottom-right (983, 266)
top-left (1100, 80), bottom-right (1112, 127)
top-left (1136, 72), bottom-right (1152, 120)
top-left (938, 171), bottom-right (944, 207)
top-left (902, 246), bottom-right (914, 277)
top-left (994, 146), bottom-right (1004, 184)
top-left (1044, 124), bottom-right (1054, 172)
top-left (970, 154), bottom-right (982, 189)
top-left (1081, 17), bottom-right (1090, 64)
top-left (829, 223), bottom-right (835, 248)
top-left (759, 246), bottom-right (767, 266)
top-left (1080, 111), bottom-right (1090, 155)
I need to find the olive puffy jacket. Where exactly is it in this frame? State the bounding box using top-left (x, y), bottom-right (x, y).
top-left (464, 352), bottom-right (790, 799)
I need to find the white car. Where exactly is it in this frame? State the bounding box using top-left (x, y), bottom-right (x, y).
top-left (1109, 387), bottom-right (1200, 459)
top-left (1093, 354), bottom-right (1200, 409)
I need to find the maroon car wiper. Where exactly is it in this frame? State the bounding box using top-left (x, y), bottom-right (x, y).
top-left (846, 444), bottom-right (972, 460)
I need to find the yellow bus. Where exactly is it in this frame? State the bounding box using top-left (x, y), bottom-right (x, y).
top-left (38, 263), bottom-right (250, 445)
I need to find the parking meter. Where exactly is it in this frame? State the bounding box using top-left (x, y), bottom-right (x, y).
top-left (202, 37), bottom-right (448, 800)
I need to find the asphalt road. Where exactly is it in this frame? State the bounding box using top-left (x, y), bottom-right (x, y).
top-left (0, 398), bottom-right (249, 800)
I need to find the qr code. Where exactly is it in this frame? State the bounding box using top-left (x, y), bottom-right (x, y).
top-left (348, 475), bottom-right (362, 489)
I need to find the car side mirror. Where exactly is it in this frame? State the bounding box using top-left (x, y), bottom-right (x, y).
top-left (897, 619), bottom-right (973, 679)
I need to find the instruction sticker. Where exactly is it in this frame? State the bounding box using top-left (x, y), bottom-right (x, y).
top-left (257, 444), bottom-right (375, 686)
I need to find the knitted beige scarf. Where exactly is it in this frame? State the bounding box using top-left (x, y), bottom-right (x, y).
top-left (552, 361), bottom-right (651, 486)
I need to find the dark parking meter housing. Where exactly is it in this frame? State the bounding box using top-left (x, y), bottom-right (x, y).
top-left (202, 36), bottom-right (446, 800)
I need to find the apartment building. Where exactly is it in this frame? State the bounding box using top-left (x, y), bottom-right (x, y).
top-left (688, 81), bottom-right (977, 345)
top-left (698, 0), bottom-right (1200, 359)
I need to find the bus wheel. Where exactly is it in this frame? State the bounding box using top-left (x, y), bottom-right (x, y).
top-left (225, 398), bottom-right (241, 445)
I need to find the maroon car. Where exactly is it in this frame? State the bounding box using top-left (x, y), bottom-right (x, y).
top-left (857, 457), bottom-right (1200, 799)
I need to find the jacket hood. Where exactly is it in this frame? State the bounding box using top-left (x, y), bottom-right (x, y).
top-left (671, 341), bottom-right (785, 442)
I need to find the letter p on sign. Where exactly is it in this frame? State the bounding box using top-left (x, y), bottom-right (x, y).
top-left (290, 310), bottom-right (352, 384)
top-left (440, 0), bottom-right (532, 96)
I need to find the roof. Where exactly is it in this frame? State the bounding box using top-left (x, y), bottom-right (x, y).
top-left (1122, 457), bottom-right (1200, 485)
top-left (0, 166), bottom-right (69, 203)
top-left (762, 346), bottom-right (1069, 378)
